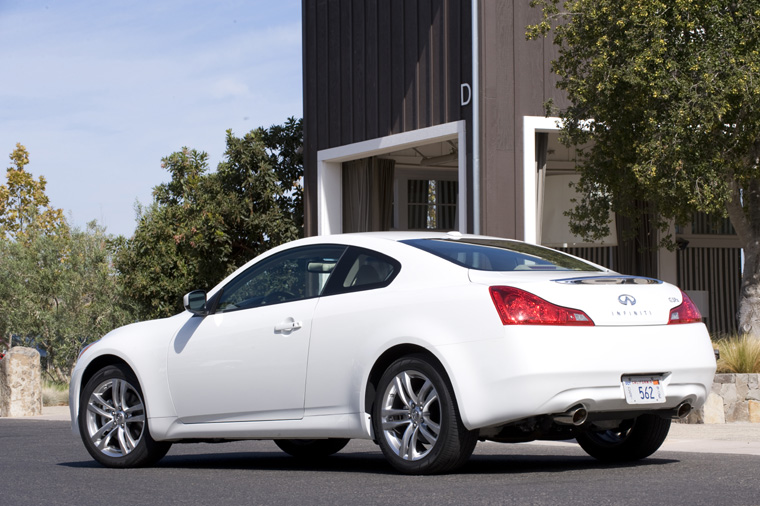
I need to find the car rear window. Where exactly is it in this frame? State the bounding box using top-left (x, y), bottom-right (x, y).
top-left (401, 238), bottom-right (602, 272)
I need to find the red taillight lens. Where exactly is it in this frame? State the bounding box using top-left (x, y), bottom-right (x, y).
top-left (489, 286), bottom-right (594, 326)
top-left (668, 290), bottom-right (702, 324)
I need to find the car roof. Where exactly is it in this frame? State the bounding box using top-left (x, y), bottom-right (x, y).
top-left (293, 230), bottom-right (511, 246)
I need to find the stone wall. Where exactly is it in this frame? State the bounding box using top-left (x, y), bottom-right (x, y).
top-left (0, 347), bottom-right (43, 417)
top-left (683, 374), bottom-right (760, 424)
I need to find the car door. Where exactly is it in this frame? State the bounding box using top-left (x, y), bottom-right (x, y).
top-left (167, 244), bottom-right (346, 423)
top-left (305, 247), bottom-right (402, 415)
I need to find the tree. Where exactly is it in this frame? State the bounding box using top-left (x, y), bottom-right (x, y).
top-left (0, 143), bottom-right (65, 241)
top-left (0, 143), bottom-right (68, 353)
top-left (528, 0), bottom-right (760, 337)
top-left (0, 144), bottom-right (137, 379)
top-left (116, 119), bottom-right (304, 319)
top-left (0, 222), bottom-right (138, 381)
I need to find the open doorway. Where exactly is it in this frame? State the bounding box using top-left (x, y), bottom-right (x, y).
top-left (316, 121), bottom-right (467, 235)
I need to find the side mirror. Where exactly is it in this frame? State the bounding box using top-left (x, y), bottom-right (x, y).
top-left (183, 290), bottom-right (208, 316)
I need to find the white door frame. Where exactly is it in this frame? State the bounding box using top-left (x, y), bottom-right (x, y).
top-left (316, 121), bottom-right (468, 235)
top-left (522, 116), bottom-right (562, 244)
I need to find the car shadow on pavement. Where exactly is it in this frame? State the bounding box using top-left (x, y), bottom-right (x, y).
top-left (461, 453), bottom-right (679, 475)
top-left (58, 450), bottom-right (678, 475)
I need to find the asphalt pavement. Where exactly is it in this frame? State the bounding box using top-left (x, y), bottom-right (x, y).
top-left (10, 405), bottom-right (760, 457)
top-left (4, 407), bottom-right (760, 506)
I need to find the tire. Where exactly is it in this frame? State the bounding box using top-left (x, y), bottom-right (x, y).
top-left (373, 355), bottom-right (477, 475)
top-left (576, 414), bottom-right (671, 462)
top-left (78, 364), bottom-right (171, 468)
top-left (274, 438), bottom-right (350, 459)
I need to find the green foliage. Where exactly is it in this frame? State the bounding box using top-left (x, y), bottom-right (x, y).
top-left (1, 144), bottom-right (137, 381)
top-left (0, 222), bottom-right (138, 382)
top-left (0, 143), bottom-right (65, 241)
top-left (116, 118), bottom-right (304, 319)
top-left (528, 0), bottom-right (760, 241)
top-left (43, 380), bottom-right (69, 406)
top-left (714, 334), bottom-right (760, 374)
top-left (529, 0), bottom-right (760, 336)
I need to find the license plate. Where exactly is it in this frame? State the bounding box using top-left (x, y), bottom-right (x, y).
top-left (622, 375), bottom-right (666, 404)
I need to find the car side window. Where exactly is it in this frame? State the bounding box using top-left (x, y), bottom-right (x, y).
top-left (215, 245), bottom-right (347, 313)
top-left (323, 247), bottom-right (401, 296)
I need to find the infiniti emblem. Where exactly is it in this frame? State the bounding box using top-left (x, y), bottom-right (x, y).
top-left (618, 294), bottom-right (636, 306)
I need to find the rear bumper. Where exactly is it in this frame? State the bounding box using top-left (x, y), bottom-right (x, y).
top-left (437, 322), bottom-right (716, 430)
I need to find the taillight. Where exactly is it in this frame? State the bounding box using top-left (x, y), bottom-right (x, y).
top-left (668, 290), bottom-right (702, 324)
top-left (489, 286), bottom-right (594, 326)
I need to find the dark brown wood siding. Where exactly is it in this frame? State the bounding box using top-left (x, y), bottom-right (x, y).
top-left (303, 0), bottom-right (472, 236)
top-left (479, 1), bottom-right (567, 239)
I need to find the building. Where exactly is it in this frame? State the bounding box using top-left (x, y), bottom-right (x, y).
top-left (301, 0), bottom-right (741, 334)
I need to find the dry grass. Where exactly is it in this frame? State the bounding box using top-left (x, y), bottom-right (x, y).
top-left (42, 381), bottom-right (69, 407)
top-left (714, 334), bottom-right (760, 374)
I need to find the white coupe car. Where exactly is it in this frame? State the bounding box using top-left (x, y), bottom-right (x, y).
top-left (70, 232), bottom-right (716, 474)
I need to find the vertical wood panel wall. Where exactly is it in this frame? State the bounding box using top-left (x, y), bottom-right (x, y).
top-left (303, 0), bottom-right (472, 236)
top-left (678, 247), bottom-right (742, 336)
top-left (479, 2), bottom-right (567, 239)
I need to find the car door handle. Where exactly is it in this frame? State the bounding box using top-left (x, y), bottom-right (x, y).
top-left (274, 319), bottom-right (303, 333)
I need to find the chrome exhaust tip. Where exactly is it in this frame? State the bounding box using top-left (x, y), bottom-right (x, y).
top-left (553, 404), bottom-right (589, 426)
top-left (675, 401), bottom-right (692, 419)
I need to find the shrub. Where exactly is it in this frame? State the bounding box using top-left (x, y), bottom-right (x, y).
top-left (714, 334), bottom-right (760, 374)
top-left (42, 381), bottom-right (69, 407)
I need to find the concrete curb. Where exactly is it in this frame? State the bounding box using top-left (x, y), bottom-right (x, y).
top-left (0, 405), bottom-right (71, 421)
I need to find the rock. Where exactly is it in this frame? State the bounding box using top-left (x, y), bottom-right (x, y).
top-left (720, 383), bottom-right (738, 404)
top-left (0, 347), bottom-right (43, 417)
top-left (737, 374), bottom-right (750, 400)
top-left (750, 401), bottom-right (760, 423)
top-left (726, 401), bottom-right (750, 423)
top-left (703, 392), bottom-right (726, 424)
top-left (714, 374), bottom-right (736, 384)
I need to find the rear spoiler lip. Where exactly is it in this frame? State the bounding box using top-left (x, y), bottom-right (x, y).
top-left (552, 275), bottom-right (663, 285)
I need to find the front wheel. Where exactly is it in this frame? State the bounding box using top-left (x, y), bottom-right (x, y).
top-left (78, 364), bottom-right (171, 468)
top-left (576, 415), bottom-right (671, 462)
top-left (274, 438), bottom-right (350, 459)
top-left (373, 355), bottom-right (477, 475)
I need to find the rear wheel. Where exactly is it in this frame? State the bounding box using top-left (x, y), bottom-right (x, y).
top-left (373, 355), bottom-right (477, 475)
top-left (576, 415), bottom-right (671, 462)
top-left (274, 438), bottom-right (350, 459)
top-left (78, 364), bottom-right (171, 468)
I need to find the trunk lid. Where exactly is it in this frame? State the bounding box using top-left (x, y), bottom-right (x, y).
top-left (469, 271), bottom-right (684, 326)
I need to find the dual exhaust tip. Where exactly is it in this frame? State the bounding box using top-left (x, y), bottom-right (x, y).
top-left (552, 401), bottom-right (693, 426)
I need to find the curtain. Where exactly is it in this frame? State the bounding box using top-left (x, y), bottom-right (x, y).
top-left (342, 157), bottom-right (396, 232)
top-left (372, 157), bottom-right (395, 231)
top-left (438, 180), bottom-right (458, 230)
top-left (407, 179), bottom-right (428, 229)
top-left (342, 158), bottom-right (371, 232)
top-left (535, 133), bottom-right (549, 243)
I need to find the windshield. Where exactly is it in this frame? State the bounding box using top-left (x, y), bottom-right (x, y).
top-left (401, 238), bottom-right (602, 272)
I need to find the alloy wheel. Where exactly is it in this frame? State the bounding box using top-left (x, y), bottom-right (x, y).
top-left (379, 370), bottom-right (441, 461)
top-left (85, 377), bottom-right (146, 457)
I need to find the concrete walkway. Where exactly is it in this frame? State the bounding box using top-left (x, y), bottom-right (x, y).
top-left (6, 406), bottom-right (760, 457)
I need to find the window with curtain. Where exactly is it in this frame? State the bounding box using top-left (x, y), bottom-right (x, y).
top-left (407, 179), bottom-right (458, 230)
top-left (342, 157), bottom-right (395, 232)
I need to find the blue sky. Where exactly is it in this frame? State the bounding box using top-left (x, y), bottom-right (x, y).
top-left (0, 0), bottom-right (302, 237)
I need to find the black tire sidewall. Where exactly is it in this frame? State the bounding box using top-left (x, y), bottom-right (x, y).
top-left (576, 414), bottom-right (671, 462)
top-left (274, 438), bottom-right (350, 459)
top-left (78, 364), bottom-right (170, 468)
top-left (373, 355), bottom-right (475, 474)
